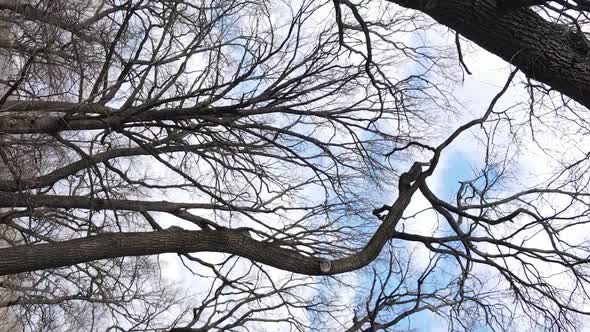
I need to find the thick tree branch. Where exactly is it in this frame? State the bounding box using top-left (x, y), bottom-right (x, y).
top-left (0, 168), bottom-right (421, 276)
top-left (0, 192), bottom-right (270, 213)
top-left (388, 0), bottom-right (590, 109)
top-left (0, 102), bottom-right (289, 134)
top-left (0, 142), bottom-right (221, 191)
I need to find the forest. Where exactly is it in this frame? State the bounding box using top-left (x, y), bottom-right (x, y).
top-left (1, 0), bottom-right (590, 331)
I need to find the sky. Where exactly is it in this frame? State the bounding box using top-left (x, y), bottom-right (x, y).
top-left (8, 1), bottom-right (590, 331)
top-left (146, 2), bottom-right (590, 331)
top-left (401, 18), bottom-right (590, 330)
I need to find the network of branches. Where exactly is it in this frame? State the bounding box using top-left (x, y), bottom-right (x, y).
top-left (1, 0), bottom-right (590, 331)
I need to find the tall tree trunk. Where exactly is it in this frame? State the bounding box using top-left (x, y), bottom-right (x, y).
top-left (389, 0), bottom-right (590, 109)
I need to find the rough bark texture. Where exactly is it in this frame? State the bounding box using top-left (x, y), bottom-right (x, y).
top-left (0, 180), bottom-right (418, 276)
top-left (390, 0), bottom-right (590, 109)
top-left (0, 229), bottom-right (324, 276)
top-left (0, 101), bottom-right (282, 134)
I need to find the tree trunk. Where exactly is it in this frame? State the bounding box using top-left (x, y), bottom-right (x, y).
top-left (389, 0), bottom-right (590, 109)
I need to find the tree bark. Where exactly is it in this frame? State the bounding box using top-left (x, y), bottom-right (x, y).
top-left (389, 0), bottom-right (590, 109)
top-left (0, 101), bottom-right (286, 134)
top-left (0, 181), bottom-right (417, 276)
top-left (0, 229), bottom-right (325, 276)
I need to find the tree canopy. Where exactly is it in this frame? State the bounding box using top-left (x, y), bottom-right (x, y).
top-left (1, 0), bottom-right (590, 331)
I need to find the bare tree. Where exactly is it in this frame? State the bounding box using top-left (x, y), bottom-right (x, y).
top-left (2, 0), bottom-right (590, 331)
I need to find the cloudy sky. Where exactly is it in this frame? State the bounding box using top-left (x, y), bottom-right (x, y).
top-left (151, 2), bottom-right (590, 330)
